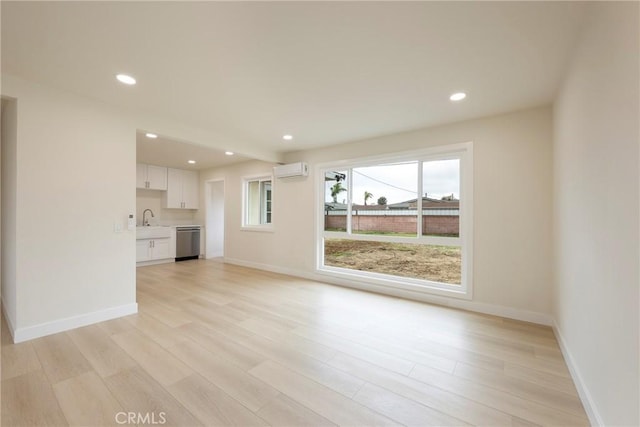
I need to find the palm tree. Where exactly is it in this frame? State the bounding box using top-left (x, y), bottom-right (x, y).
top-left (330, 182), bottom-right (346, 203)
top-left (364, 191), bottom-right (373, 205)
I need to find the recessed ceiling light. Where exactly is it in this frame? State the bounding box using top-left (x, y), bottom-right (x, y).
top-left (450, 92), bottom-right (466, 101)
top-left (116, 74), bottom-right (136, 85)
top-left (283, 134), bottom-right (293, 141)
top-left (145, 133), bottom-right (158, 139)
top-left (225, 151), bottom-right (234, 156)
top-left (188, 160), bottom-right (196, 164)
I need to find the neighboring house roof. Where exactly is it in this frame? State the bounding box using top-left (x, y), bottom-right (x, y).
top-left (325, 203), bottom-right (389, 211)
top-left (388, 196), bottom-right (459, 210)
top-left (352, 204), bottom-right (387, 210)
top-left (326, 197), bottom-right (458, 211)
top-left (324, 202), bottom-right (347, 211)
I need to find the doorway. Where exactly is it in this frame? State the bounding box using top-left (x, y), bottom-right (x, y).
top-left (205, 180), bottom-right (225, 258)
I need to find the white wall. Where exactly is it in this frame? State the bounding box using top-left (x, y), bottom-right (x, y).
top-left (1, 75), bottom-right (138, 341)
top-left (1, 98), bottom-right (18, 329)
top-left (198, 159), bottom-right (277, 261)
top-left (200, 106), bottom-right (554, 321)
top-left (552, 2), bottom-right (639, 425)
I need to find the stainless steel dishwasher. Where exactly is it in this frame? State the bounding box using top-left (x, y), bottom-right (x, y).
top-left (175, 226), bottom-right (201, 261)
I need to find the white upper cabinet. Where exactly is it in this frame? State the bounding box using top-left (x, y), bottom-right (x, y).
top-left (165, 168), bottom-right (183, 208)
top-left (181, 170), bottom-right (199, 209)
top-left (147, 165), bottom-right (168, 190)
top-left (136, 163), bottom-right (168, 190)
top-left (136, 164), bottom-right (146, 189)
top-left (164, 168), bottom-right (199, 209)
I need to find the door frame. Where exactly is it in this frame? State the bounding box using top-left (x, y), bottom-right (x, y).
top-left (205, 179), bottom-right (225, 258)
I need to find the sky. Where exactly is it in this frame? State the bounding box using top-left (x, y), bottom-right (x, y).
top-left (325, 159), bottom-right (460, 205)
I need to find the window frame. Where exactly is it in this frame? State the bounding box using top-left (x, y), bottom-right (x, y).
top-left (316, 142), bottom-right (473, 299)
top-left (242, 175), bottom-right (274, 232)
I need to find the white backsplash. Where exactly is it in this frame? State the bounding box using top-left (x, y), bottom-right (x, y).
top-left (136, 189), bottom-right (200, 226)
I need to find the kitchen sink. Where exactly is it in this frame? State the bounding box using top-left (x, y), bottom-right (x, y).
top-left (136, 226), bottom-right (171, 240)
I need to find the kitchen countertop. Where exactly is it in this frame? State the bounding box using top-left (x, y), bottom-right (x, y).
top-left (140, 223), bottom-right (203, 228)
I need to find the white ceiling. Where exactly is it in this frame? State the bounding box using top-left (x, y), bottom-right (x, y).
top-left (136, 132), bottom-right (248, 171)
top-left (2, 2), bottom-right (587, 161)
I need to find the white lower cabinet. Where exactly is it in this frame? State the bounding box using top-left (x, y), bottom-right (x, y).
top-left (152, 238), bottom-right (172, 259)
top-left (136, 239), bottom-right (152, 262)
top-left (136, 238), bottom-right (172, 262)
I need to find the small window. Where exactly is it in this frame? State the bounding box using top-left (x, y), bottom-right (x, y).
top-left (244, 177), bottom-right (272, 228)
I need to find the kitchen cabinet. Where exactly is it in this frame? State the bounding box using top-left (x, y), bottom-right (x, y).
top-left (136, 163), bottom-right (168, 190)
top-left (164, 168), bottom-right (199, 209)
top-left (136, 226), bottom-right (176, 265)
top-left (136, 238), bottom-right (172, 262)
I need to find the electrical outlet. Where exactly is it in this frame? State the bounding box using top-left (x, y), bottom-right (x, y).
top-left (114, 221), bottom-right (123, 233)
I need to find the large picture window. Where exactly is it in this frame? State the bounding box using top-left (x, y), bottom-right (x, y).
top-left (318, 143), bottom-right (473, 297)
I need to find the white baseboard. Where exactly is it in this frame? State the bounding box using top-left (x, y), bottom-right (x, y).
top-left (223, 257), bottom-right (553, 326)
top-left (1, 298), bottom-right (17, 343)
top-left (448, 299), bottom-right (553, 326)
top-left (8, 303), bottom-right (138, 343)
top-left (224, 257), bottom-right (317, 280)
top-left (136, 258), bottom-right (175, 267)
top-left (206, 251), bottom-right (223, 259)
top-left (553, 320), bottom-right (602, 426)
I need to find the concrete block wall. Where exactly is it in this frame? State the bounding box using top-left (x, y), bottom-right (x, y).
top-left (325, 214), bottom-right (459, 236)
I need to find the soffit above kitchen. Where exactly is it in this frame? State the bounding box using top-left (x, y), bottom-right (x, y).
top-left (136, 132), bottom-right (248, 171)
top-left (1, 2), bottom-right (587, 154)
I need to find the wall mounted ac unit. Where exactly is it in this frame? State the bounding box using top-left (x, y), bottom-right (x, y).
top-left (274, 162), bottom-right (309, 178)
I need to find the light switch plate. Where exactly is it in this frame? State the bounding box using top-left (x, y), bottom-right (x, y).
top-left (114, 221), bottom-right (123, 233)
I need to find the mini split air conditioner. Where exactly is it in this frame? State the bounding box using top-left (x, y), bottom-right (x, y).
top-left (274, 162), bottom-right (309, 178)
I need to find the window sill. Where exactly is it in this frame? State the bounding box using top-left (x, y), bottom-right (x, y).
top-left (240, 225), bottom-right (275, 233)
top-left (316, 265), bottom-right (471, 300)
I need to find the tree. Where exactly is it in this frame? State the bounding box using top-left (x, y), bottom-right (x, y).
top-left (364, 191), bottom-right (373, 206)
top-left (377, 196), bottom-right (387, 206)
top-left (330, 182), bottom-right (346, 203)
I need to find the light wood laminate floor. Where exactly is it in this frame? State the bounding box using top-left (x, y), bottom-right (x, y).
top-left (2, 259), bottom-right (589, 426)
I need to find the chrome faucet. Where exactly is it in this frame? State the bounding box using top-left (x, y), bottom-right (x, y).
top-left (142, 209), bottom-right (155, 226)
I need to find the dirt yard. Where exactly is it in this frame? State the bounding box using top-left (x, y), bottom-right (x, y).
top-left (324, 239), bottom-right (461, 285)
